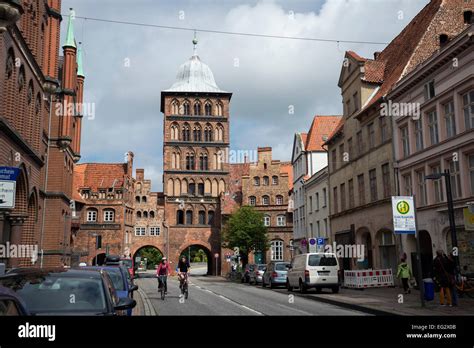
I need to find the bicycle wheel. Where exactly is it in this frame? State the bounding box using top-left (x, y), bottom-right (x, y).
top-left (184, 284), bottom-right (189, 299)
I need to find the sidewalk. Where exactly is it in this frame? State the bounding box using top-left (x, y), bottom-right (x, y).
top-left (305, 286), bottom-right (474, 315)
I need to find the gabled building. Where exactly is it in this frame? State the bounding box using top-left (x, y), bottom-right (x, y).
top-left (291, 115), bottom-right (341, 254)
top-left (325, 0), bottom-right (473, 275)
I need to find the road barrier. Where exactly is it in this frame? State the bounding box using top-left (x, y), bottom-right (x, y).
top-left (343, 269), bottom-right (394, 288)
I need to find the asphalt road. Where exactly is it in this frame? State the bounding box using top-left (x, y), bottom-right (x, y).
top-left (136, 273), bottom-right (368, 316)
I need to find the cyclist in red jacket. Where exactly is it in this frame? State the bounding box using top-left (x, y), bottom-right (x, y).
top-left (156, 257), bottom-right (172, 294)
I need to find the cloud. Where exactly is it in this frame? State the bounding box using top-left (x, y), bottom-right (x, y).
top-left (63, 0), bottom-right (428, 190)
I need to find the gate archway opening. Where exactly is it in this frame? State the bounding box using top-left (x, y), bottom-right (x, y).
top-left (179, 245), bottom-right (212, 276)
top-left (133, 246), bottom-right (163, 274)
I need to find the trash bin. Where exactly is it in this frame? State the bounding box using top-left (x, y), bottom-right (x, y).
top-left (423, 278), bottom-right (434, 301)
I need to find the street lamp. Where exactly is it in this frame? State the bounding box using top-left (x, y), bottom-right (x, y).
top-left (425, 169), bottom-right (459, 274)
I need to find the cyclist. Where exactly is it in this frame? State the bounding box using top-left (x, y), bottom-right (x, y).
top-left (156, 256), bottom-right (171, 294)
top-left (177, 256), bottom-right (191, 290)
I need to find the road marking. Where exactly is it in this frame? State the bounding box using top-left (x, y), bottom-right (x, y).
top-left (219, 295), bottom-right (232, 302)
top-left (240, 305), bottom-right (263, 315)
top-left (137, 287), bottom-right (157, 316)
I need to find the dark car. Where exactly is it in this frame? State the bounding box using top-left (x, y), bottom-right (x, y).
top-left (241, 264), bottom-right (256, 283)
top-left (0, 285), bottom-right (29, 315)
top-left (0, 268), bottom-right (135, 316)
top-left (79, 266), bottom-right (138, 316)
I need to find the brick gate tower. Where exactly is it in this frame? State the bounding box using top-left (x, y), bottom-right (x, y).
top-left (160, 37), bottom-right (232, 275)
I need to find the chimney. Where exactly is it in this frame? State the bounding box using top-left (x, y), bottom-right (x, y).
top-left (136, 169), bottom-right (144, 181)
top-left (373, 51), bottom-right (381, 60)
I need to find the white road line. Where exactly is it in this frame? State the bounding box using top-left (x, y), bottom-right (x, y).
top-left (219, 295), bottom-right (232, 302)
top-left (240, 305), bottom-right (264, 315)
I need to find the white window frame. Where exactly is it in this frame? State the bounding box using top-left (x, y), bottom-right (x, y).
top-left (104, 210), bottom-right (114, 222)
top-left (135, 227), bottom-right (146, 236)
top-left (262, 196), bottom-right (270, 205)
top-left (87, 210), bottom-right (97, 222)
top-left (276, 195), bottom-right (283, 205)
top-left (264, 215), bottom-right (271, 227)
top-left (271, 240), bottom-right (283, 261)
top-left (277, 215), bottom-right (286, 227)
top-left (249, 196), bottom-right (256, 206)
top-left (149, 227), bottom-right (160, 236)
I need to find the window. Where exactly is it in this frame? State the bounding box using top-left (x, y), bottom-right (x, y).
top-left (331, 150), bottom-right (337, 171)
top-left (205, 102), bottom-right (212, 116)
top-left (186, 154), bottom-right (195, 170)
top-left (316, 221), bottom-right (320, 236)
top-left (204, 125), bottom-right (213, 142)
top-left (182, 124), bottom-right (191, 141)
top-left (104, 209), bottom-right (115, 222)
top-left (262, 195), bottom-right (270, 205)
top-left (444, 101), bottom-right (456, 138)
top-left (403, 174), bottom-right (412, 196)
top-left (150, 211), bottom-right (155, 218)
top-left (424, 80), bottom-right (435, 100)
top-left (87, 209), bottom-right (97, 222)
top-left (431, 165), bottom-right (444, 203)
top-left (369, 169), bottom-right (377, 202)
top-left (136, 211), bottom-right (142, 219)
top-left (186, 210), bottom-right (193, 225)
top-left (216, 102), bottom-right (223, 116)
top-left (315, 192), bottom-right (320, 211)
top-left (380, 117), bottom-right (388, 143)
top-left (176, 210), bottom-right (184, 225)
top-left (193, 126), bottom-right (202, 142)
top-left (340, 183), bottom-right (346, 211)
top-left (469, 154), bottom-right (474, 195)
top-left (199, 154), bottom-right (208, 170)
top-left (464, 10), bottom-right (473, 24)
top-left (272, 176), bottom-right (278, 185)
top-left (135, 227), bottom-right (146, 236)
top-left (463, 90), bottom-right (474, 130)
top-left (271, 240), bottom-right (283, 261)
top-left (324, 219), bottom-right (328, 236)
top-left (171, 99), bottom-right (179, 114)
top-left (339, 144), bottom-right (345, 165)
top-left (149, 227), bottom-right (160, 236)
top-left (254, 177), bottom-right (260, 186)
top-left (208, 211), bottom-right (215, 225)
top-left (417, 171), bottom-right (427, 206)
top-left (348, 179), bottom-right (354, 208)
top-left (198, 183), bottom-right (204, 196)
top-left (96, 235), bottom-right (102, 249)
top-left (170, 123), bottom-right (179, 140)
top-left (263, 176), bottom-right (269, 186)
top-left (198, 211), bottom-right (206, 224)
top-left (428, 110), bottom-right (439, 145)
top-left (356, 131), bottom-right (364, 156)
top-left (322, 188), bottom-right (327, 207)
top-left (135, 196), bottom-right (140, 203)
top-left (277, 215), bottom-right (286, 226)
top-left (193, 101), bottom-right (202, 115)
top-left (188, 183), bottom-right (196, 196)
top-left (276, 195), bottom-right (283, 205)
top-left (249, 196), bottom-right (256, 206)
top-left (358, 174), bottom-right (365, 205)
top-left (264, 215), bottom-right (271, 226)
top-left (400, 126), bottom-right (410, 158)
top-left (143, 211), bottom-right (148, 219)
top-left (333, 187), bottom-right (338, 213)
top-left (449, 160), bottom-right (462, 199)
top-left (347, 138), bottom-right (353, 160)
top-left (368, 123), bottom-right (375, 149)
top-left (382, 163), bottom-right (390, 198)
top-left (414, 119), bottom-right (423, 152)
top-left (353, 92), bottom-right (359, 112)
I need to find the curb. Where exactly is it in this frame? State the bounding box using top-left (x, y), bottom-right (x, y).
top-left (137, 287), bottom-right (157, 316)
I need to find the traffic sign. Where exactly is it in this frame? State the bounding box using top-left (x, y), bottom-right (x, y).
top-left (392, 196), bottom-right (416, 234)
top-left (0, 180), bottom-right (16, 209)
top-left (214, 253), bottom-right (219, 259)
top-left (317, 238), bottom-right (325, 246)
top-left (0, 167), bottom-right (20, 181)
top-left (308, 238), bottom-right (317, 253)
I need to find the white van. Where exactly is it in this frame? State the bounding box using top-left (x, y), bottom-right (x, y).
top-left (286, 253), bottom-right (340, 293)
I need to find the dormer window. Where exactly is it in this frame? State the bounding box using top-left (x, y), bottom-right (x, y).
top-left (464, 10), bottom-right (473, 24)
top-left (439, 34), bottom-right (449, 46)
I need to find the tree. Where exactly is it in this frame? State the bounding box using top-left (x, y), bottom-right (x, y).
top-left (222, 206), bottom-right (269, 268)
top-left (138, 247), bottom-right (162, 269)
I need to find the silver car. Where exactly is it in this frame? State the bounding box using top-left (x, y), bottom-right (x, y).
top-left (262, 262), bottom-right (290, 288)
top-left (249, 264), bottom-right (266, 285)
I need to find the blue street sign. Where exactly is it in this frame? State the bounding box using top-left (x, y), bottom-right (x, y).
top-left (317, 238), bottom-right (325, 246)
top-left (309, 238), bottom-right (316, 245)
top-left (0, 167), bottom-right (20, 181)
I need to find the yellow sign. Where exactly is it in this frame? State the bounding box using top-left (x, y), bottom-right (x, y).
top-left (397, 201), bottom-right (410, 214)
top-left (464, 208), bottom-right (474, 231)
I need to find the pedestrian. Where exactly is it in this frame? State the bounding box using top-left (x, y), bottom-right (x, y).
top-left (396, 257), bottom-right (412, 294)
top-left (446, 252), bottom-right (458, 306)
top-left (432, 250), bottom-right (452, 306)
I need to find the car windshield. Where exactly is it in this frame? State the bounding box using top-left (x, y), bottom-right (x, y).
top-left (104, 269), bottom-right (125, 291)
top-left (0, 276), bottom-right (107, 314)
top-left (308, 255), bottom-right (337, 266)
top-left (275, 263), bottom-right (289, 271)
top-left (120, 260), bottom-right (132, 268)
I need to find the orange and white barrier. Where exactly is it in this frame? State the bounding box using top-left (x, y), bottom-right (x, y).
top-left (343, 269), bottom-right (394, 288)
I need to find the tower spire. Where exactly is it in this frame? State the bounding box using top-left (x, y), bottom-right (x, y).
top-left (64, 8), bottom-right (76, 49)
top-left (77, 42), bottom-right (84, 77)
top-left (192, 30), bottom-right (198, 56)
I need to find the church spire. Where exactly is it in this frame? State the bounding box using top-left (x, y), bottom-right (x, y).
top-left (64, 8), bottom-right (76, 49)
top-left (77, 42), bottom-right (84, 77)
top-left (192, 31), bottom-right (198, 56)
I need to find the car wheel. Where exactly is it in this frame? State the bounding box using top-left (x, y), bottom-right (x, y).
top-left (287, 279), bottom-right (293, 292)
top-left (315, 287), bottom-right (322, 293)
top-left (332, 286), bottom-right (339, 294)
top-left (299, 279), bottom-right (307, 294)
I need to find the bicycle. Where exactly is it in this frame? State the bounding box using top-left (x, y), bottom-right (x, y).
top-left (157, 275), bottom-right (168, 300)
top-left (456, 273), bottom-right (474, 298)
top-left (178, 272), bottom-right (189, 299)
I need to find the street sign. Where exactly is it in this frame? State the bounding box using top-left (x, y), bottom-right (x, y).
top-left (392, 196), bottom-right (416, 234)
top-left (0, 167), bottom-right (20, 181)
top-left (0, 180), bottom-right (16, 209)
top-left (214, 253), bottom-right (219, 259)
top-left (317, 238), bottom-right (325, 246)
top-left (308, 238), bottom-right (317, 253)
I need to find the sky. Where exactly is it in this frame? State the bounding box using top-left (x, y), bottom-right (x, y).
top-left (61, 0), bottom-right (429, 191)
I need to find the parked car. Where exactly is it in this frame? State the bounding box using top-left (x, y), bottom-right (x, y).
top-left (286, 253), bottom-right (340, 293)
top-left (241, 264), bottom-right (256, 283)
top-left (249, 264), bottom-right (266, 285)
top-left (78, 266), bottom-right (138, 316)
top-left (0, 285), bottom-right (29, 315)
top-left (0, 268), bottom-right (136, 315)
top-left (119, 258), bottom-right (134, 278)
top-left (262, 262), bottom-right (290, 288)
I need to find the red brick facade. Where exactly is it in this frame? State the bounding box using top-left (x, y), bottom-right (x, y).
top-left (0, 1), bottom-right (84, 267)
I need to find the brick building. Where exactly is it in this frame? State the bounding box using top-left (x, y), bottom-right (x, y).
top-left (71, 152), bottom-right (135, 265)
top-left (241, 147), bottom-right (294, 263)
top-left (0, 2), bottom-right (84, 267)
top-left (324, 0), bottom-right (473, 275)
top-left (160, 38), bottom-right (231, 275)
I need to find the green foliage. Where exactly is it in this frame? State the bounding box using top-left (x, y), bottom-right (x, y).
top-left (222, 206), bottom-right (269, 265)
top-left (137, 247), bottom-right (162, 269)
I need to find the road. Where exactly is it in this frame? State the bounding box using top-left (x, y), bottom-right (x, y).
top-left (135, 272), bottom-right (368, 316)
